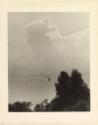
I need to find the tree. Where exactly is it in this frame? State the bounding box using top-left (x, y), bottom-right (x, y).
top-left (9, 101), bottom-right (32, 112)
top-left (71, 69), bottom-right (90, 101)
top-left (50, 69), bottom-right (90, 111)
top-left (34, 104), bottom-right (41, 111)
top-left (55, 71), bottom-right (70, 98)
top-left (9, 69), bottom-right (90, 112)
top-left (34, 99), bottom-right (50, 111)
top-left (50, 71), bottom-right (71, 111)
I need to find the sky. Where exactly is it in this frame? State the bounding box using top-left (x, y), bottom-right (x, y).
top-left (8, 12), bottom-right (90, 106)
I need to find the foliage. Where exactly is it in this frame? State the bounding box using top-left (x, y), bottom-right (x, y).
top-left (34, 99), bottom-right (50, 111)
top-left (9, 101), bottom-right (32, 112)
top-left (49, 69), bottom-right (90, 111)
top-left (9, 69), bottom-right (90, 112)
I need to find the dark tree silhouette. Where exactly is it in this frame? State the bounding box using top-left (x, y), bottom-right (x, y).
top-left (9, 101), bottom-right (32, 112)
top-left (34, 104), bottom-right (41, 111)
top-left (9, 69), bottom-right (90, 112)
top-left (70, 69), bottom-right (90, 101)
top-left (50, 69), bottom-right (90, 111)
top-left (50, 71), bottom-right (71, 111)
top-left (34, 99), bottom-right (50, 111)
top-left (55, 71), bottom-right (70, 97)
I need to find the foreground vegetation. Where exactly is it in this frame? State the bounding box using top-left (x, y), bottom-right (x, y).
top-left (9, 69), bottom-right (90, 112)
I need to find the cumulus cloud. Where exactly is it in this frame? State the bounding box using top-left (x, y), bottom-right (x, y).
top-left (25, 17), bottom-right (89, 84)
top-left (9, 17), bottom-right (89, 85)
top-left (26, 17), bottom-right (55, 50)
top-left (26, 17), bottom-right (89, 51)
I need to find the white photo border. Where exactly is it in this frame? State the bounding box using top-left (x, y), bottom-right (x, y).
top-left (0, 0), bottom-right (98, 125)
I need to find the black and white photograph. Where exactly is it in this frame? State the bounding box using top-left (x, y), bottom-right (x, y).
top-left (8, 12), bottom-right (90, 112)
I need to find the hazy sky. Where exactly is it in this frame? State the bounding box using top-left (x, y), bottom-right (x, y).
top-left (8, 12), bottom-right (90, 106)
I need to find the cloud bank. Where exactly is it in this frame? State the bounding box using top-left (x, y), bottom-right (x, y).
top-left (25, 17), bottom-right (89, 81)
top-left (9, 17), bottom-right (89, 85)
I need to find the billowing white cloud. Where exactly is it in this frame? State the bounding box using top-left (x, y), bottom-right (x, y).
top-left (26, 17), bottom-right (55, 50)
top-left (9, 17), bottom-right (89, 85)
top-left (25, 17), bottom-right (89, 84)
